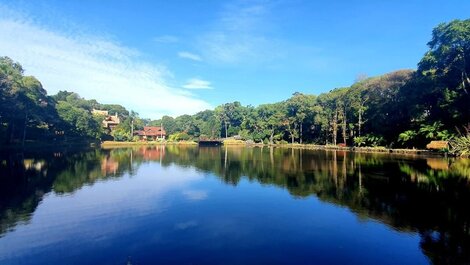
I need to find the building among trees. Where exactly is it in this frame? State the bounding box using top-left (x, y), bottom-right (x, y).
top-left (134, 126), bottom-right (166, 141)
top-left (92, 109), bottom-right (121, 130)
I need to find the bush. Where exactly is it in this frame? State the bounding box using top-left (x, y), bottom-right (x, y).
top-left (354, 136), bottom-right (366, 147)
top-left (246, 140), bottom-right (255, 145)
top-left (169, 132), bottom-right (191, 141)
top-left (449, 134), bottom-right (470, 157)
top-left (419, 122), bottom-right (452, 140)
top-left (398, 130), bottom-right (417, 147)
top-left (364, 134), bottom-right (385, 147)
top-left (223, 139), bottom-right (245, 145)
top-left (111, 128), bottom-right (131, 141)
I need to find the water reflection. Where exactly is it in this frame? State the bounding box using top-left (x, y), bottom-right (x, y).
top-left (0, 146), bottom-right (469, 264)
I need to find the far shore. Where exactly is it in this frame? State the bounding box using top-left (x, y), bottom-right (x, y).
top-left (99, 140), bottom-right (444, 157)
top-left (100, 140), bottom-right (197, 148)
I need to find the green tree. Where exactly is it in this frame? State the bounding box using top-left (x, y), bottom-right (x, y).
top-left (215, 102), bottom-right (244, 138)
top-left (55, 101), bottom-right (102, 139)
top-left (417, 19), bottom-right (470, 129)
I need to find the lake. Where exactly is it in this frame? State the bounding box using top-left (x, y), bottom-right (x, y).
top-left (0, 146), bottom-right (469, 265)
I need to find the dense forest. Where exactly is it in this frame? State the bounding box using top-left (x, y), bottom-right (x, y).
top-left (1, 19), bottom-right (469, 151)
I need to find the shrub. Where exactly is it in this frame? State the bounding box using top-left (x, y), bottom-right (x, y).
top-left (364, 134), bottom-right (385, 147)
top-left (354, 136), bottom-right (366, 147)
top-left (246, 140), bottom-right (255, 145)
top-left (449, 134), bottom-right (470, 157)
top-left (398, 130), bottom-right (417, 147)
top-left (169, 132), bottom-right (191, 141)
top-left (223, 139), bottom-right (245, 145)
top-left (419, 122), bottom-right (452, 140)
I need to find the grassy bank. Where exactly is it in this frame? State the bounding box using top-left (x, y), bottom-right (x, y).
top-left (100, 140), bottom-right (197, 148)
top-left (289, 144), bottom-right (433, 155)
top-left (222, 139), bottom-right (246, 145)
top-left (224, 141), bottom-right (437, 156)
top-left (100, 140), bottom-right (441, 156)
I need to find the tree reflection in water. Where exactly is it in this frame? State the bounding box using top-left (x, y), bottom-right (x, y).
top-left (0, 146), bottom-right (469, 264)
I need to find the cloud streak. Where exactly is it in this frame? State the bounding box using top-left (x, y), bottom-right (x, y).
top-left (153, 35), bottom-right (179, 43)
top-left (178, 51), bottom-right (202, 62)
top-left (0, 11), bottom-right (211, 118)
top-left (182, 78), bottom-right (213, 90)
top-left (198, 1), bottom-right (282, 65)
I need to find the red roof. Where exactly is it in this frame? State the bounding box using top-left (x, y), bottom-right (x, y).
top-left (135, 126), bottom-right (166, 136)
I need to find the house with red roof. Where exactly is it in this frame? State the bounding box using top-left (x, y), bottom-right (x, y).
top-left (134, 126), bottom-right (166, 141)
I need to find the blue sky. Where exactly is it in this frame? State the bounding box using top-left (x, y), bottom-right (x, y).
top-left (1, 0), bottom-right (469, 118)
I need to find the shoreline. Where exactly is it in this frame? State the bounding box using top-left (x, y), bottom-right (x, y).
top-left (99, 141), bottom-right (445, 157)
top-left (100, 140), bottom-right (197, 148)
top-left (0, 140), bottom-right (98, 152)
top-left (0, 140), bottom-right (449, 158)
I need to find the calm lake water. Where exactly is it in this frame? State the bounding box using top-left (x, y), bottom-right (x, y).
top-left (0, 146), bottom-right (469, 265)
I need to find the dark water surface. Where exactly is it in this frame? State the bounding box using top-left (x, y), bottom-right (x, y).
top-left (0, 146), bottom-right (469, 265)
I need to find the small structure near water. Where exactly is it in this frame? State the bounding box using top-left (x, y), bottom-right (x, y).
top-left (197, 136), bottom-right (223, 146)
top-left (426, 141), bottom-right (448, 150)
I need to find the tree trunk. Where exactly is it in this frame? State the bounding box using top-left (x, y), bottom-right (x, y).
top-left (358, 99), bottom-right (366, 137)
top-left (224, 121), bottom-right (228, 138)
top-left (462, 71), bottom-right (469, 94)
top-left (332, 110), bottom-right (338, 145)
top-left (131, 120), bottom-right (134, 139)
top-left (325, 119), bottom-right (330, 145)
top-left (299, 122), bottom-right (303, 144)
top-left (358, 109), bottom-right (362, 137)
top-left (342, 109), bottom-right (347, 145)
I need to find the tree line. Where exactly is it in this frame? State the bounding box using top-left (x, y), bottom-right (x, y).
top-left (1, 19), bottom-right (469, 149)
top-left (147, 19), bottom-right (470, 149)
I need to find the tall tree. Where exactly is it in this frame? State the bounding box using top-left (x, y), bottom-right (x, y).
top-left (417, 19), bottom-right (470, 128)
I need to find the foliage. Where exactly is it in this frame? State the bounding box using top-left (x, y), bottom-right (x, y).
top-left (56, 101), bottom-right (102, 139)
top-left (111, 127), bottom-right (131, 141)
top-left (169, 132), bottom-right (191, 141)
top-left (363, 134), bottom-right (385, 147)
top-left (398, 130), bottom-right (418, 145)
top-left (449, 134), bottom-right (470, 157)
top-left (416, 19), bottom-right (470, 129)
top-left (223, 139), bottom-right (246, 145)
top-left (353, 136), bottom-right (366, 147)
top-left (419, 122), bottom-right (451, 140)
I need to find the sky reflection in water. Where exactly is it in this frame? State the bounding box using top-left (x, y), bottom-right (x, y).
top-left (0, 146), bottom-right (469, 265)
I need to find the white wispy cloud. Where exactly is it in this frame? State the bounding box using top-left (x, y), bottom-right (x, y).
top-left (0, 10), bottom-right (211, 118)
top-left (178, 51), bottom-right (202, 62)
top-left (153, 35), bottom-right (179, 43)
top-left (182, 78), bottom-right (213, 90)
top-left (198, 1), bottom-right (282, 65)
